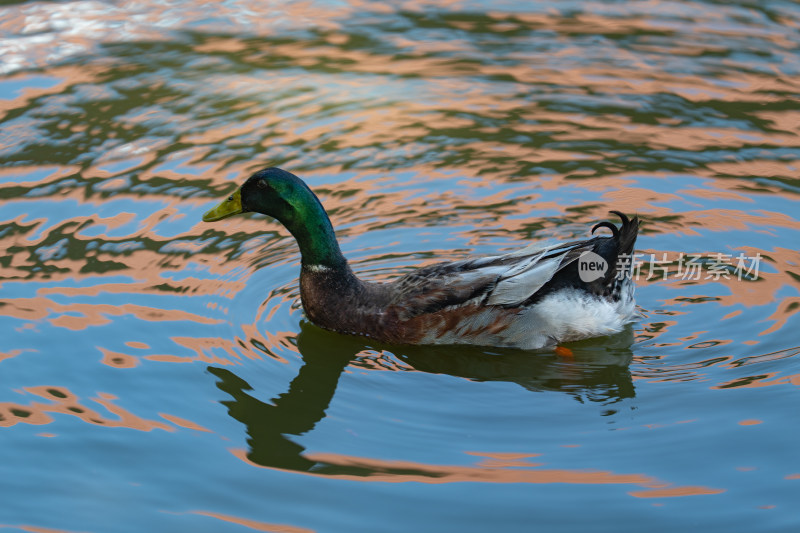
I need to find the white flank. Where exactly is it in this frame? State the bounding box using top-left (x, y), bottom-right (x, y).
top-left (419, 284), bottom-right (637, 350)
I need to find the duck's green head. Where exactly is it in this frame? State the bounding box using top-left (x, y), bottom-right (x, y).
top-left (202, 167), bottom-right (319, 224)
top-left (202, 167), bottom-right (345, 267)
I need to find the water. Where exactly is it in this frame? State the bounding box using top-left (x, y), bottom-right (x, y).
top-left (1, 0), bottom-right (799, 531)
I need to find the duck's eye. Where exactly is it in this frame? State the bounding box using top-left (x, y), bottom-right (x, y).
top-left (257, 179), bottom-right (268, 190)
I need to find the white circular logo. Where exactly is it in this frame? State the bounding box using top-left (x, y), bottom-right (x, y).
top-left (578, 251), bottom-right (608, 282)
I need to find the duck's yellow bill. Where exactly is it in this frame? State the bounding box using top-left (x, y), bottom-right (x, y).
top-left (202, 189), bottom-right (243, 222)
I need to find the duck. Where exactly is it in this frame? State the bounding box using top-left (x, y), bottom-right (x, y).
top-left (202, 167), bottom-right (640, 350)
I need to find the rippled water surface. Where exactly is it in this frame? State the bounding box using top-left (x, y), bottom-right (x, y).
top-left (2, 0), bottom-right (800, 531)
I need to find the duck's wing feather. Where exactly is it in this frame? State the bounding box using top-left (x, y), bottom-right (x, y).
top-left (388, 239), bottom-right (594, 319)
top-left (485, 243), bottom-right (589, 305)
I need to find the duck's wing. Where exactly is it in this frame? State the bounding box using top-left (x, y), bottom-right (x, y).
top-left (483, 241), bottom-right (592, 306)
top-left (388, 238), bottom-right (593, 319)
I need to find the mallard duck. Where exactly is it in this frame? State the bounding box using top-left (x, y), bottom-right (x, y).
top-left (203, 167), bottom-right (639, 350)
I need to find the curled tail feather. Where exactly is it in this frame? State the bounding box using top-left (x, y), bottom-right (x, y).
top-left (592, 212), bottom-right (639, 254)
top-left (610, 210), bottom-right (639, 257)
top-left (590, 211), bottom-right (639, 284)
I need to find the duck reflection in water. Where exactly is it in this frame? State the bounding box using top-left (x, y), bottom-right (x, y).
top-left (209, 321), bottom-right (635, 474)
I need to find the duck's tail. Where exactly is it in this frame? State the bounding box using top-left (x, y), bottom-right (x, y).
top-left (592, 211), bottom-right (639, 253)
top-left (613, 210), bottom-right (639, 257)
top-left (591, 211), bottom-right (640, 283)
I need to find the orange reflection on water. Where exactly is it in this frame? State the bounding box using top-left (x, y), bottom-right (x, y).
top-left (1, 385), bottom-right (210, 434)
top-left (169, 336), bottom-right (244, 365)
top-left (99, 347), bottom-right (139, 369)
top-left (34, 271), bottom-right (248, 301)
top-left (709, 160), bottom-right (800, 180)
top-left (159, 413), bottom-right (211, 433)
top-left (0, 524), bottom-right (83, 533)
top-left (629, 486), bottom-right (725, 498)
top-left (757, 111), bottom-right (800, 136)
top-left (0, 64), bottom-right (103, 112)
top-left (738, 419), bottom-right (763, 426)
top-left (125, 341), bottom-right (149, 349)
top-left (714, 372), bottom-right (786, 390)
top-left (710, 346), bottom-right (800, 389)
top-left (759, 297), bottom-right (800, 337)
top-left (0, 165), bottom-right (81, 187)
top-left (0, 349), bottom-right (33, 363)
top-left (465, 451), bottom-right (543, 468)
top-left (187, 511), bottom-right (314, 533)
top-left (0, 386), bottom-right (172, 431)
top-left (0, 297), bottom-right (224, 331)
top-left (230, 448), bottom-right (723, 498)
